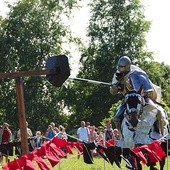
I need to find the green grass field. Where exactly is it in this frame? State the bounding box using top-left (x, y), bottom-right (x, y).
top-left (1, 150), bottom-right (170, 170)
top-left (52, 152), bottom-right (170, 170)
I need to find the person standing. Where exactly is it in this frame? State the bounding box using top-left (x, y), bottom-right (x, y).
top-left (17, 121), bottom-right (33, 139)
top-left (104, 121), bottom-right (114, 141)
top-left (96, 126), bottom-right (104, 142)
top-left (113, 128), bottom-right (120, 145)
top-left (33, 131), bottom-right (45, 149)
top-left (50, 122), bottom-right (59, 134)
top-left (77, 121), bottom-right (90, 142)
top-left (17, 121), bottom-right (33, 154)
top-left (0, 123), bottom-right (12, 162)
top-left (45, 124), bottom-right (56, 140)
top-left (89, 125), bottom-right (97, 142)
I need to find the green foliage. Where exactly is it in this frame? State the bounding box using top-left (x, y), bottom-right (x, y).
top-left (65, 0), bottom-right (153, 128)
top-left (140, 60), bottom-right (170, 110)
top-left (0, 0), bottom-right (78, 132)
top-left (0, 0), bottom-right (170, 134)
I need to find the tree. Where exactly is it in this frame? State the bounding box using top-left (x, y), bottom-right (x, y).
top-left (140, 60), bottom-right (170, 109)
top-left (0, 0), bottom-right (78, 132)
top-left (65, 0), bottom-right (155, 129)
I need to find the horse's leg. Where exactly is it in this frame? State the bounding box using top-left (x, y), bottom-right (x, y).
top-left (159, 141), bottom-right (167, 170)
top-left (114, 146), bottom-right (122, 163)
top-left (159, 158), bottom-right (165, 170)
top-left (122, 148), bottom-right (143, 170)
top-left (149, 164), bottom-right (159, 170)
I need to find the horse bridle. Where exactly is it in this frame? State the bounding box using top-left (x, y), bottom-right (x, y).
top-left (124, 92), bottom-right (145, 131)
top-left (124, 92), bottom-right (144, 116)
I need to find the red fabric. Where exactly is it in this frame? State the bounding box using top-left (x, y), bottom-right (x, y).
top-left (32, 143), bottom-right (46, 157)
top-left (74, 145), bottom-right (83, 155)
top-left (34, 156), bottom-right (50, 170)
top-left (147, 140), bottom-right (166, 160)
top-left (15, 156), bottom-right (26, 168)
top-left (52, 138), bottom-right (74, 154)
top-left (105, 139), bottom-right (115, 147)
top-left (74, 142), bottom-right (83, 153)
top-left (1, 129), bottom-right (11, 143)
top-left (65, 145), bottom-right (73, 154)
top-left (2, 161), bottom-right (20, 170)
top-left (35, 156), bottom-right (50, 170)
top-left (50, 143), bottom-right (66, 157)
top-left (141, 146), bottom-right (160, 162)
top-left (68, 141), bottom-right (77, 147)
top-left (132, 147), bottom-right (147, 164)
top-left (98, 139), bottom-right (115, 147)
top-left (3, 139), bottom-right (83, 169)
top-left (45, 144), bottom-right (60, 167)
top-left (52, 138), bottom-right (66, 147)
top-left (24, 160), bottom-right (37, 170)
top-left (132, 140), bottom-right (166, 164)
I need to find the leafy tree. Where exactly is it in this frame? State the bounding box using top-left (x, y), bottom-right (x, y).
top-left (140, 60), bottom-right (170, 110)
top-left (65, 0), bottom-right (153, 129)
top-left (0, 0), bottom-right (78, 132)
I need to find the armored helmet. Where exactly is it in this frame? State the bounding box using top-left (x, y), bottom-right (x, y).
top-left (117, 56), bottom-right (131, 73)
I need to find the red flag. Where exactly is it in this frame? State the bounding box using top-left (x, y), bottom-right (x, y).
top-left (132, 147), bottom-right (147, 164)
top-left (34, 155), bottom-right (50, 170)
top-left (50, 143), bottom-right (66, 157)
top-left (24, 160), bottom-right (37, 170)
top-left (2, 160), bottom-right (20, 170)
top-left (45, 144), bottom-right (60, 167)
top-left (52, 138), bottom-right (66, 147)
top-left (147, 140), bottom-right (166, 160)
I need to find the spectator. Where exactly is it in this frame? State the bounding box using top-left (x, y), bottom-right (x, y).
top-left (1, 123), bottom-right (12, 143)
top-left (17, 121), bottom-right (33, 140)
top-left (45, 125), bottom-right (56, 140)
top-left (57, 125), bottom-right (68, 140)
top-left (77, 121), bottom-right (90, 142)
top-left (50, 122), bottom-right (59, 134)
top-left (88, 125), bottom-right (98, 157)
top-left (96, 126), bottom-right (104, 142)
top-left (86, 122), bottom-right (91, 128)
top-left (89, 125), bottom-right (97, 142)
top-left (0, 125), bottom-right (3, 144)
top-left (33, 131), bottom-right (45, 148)
top-left (0, 123), bottom-right (12, 162)
top-left (113, 128), bottom-right (120, 145)
top-left (104, 121), bottom-right (114, 141)
top-left (17, 121), bottom-right (33, 154)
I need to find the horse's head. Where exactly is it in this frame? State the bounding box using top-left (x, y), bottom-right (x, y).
top-left (124, 86), bottom-right (144, 128)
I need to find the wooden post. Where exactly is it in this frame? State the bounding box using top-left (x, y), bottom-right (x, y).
top-left (0, 68), bottom-right (54, 155)
top-left (15, 77), bottom-right (29, 155)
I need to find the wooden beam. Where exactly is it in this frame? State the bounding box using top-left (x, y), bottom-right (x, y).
top-left (15, 77), bottom-right (29, 155)
top-left (0, 69), bottom-right (56, 79)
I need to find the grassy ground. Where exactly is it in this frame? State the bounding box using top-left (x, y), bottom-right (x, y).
top-left (52, 153), bottom-right (170, 170)
top-left (1, 151), bottom-right (170, 170)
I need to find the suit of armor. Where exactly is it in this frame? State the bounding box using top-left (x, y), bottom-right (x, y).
top-left (110, 57), bottom-right (162, 131)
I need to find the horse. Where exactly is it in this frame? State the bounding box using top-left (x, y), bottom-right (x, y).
top-left (116, 88), bottom-right (169, 170)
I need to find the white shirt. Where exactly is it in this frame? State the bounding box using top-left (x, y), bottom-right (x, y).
top-left (77, 127), bottom-right (89, 142)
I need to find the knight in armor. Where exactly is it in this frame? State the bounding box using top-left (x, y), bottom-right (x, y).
top-left (110, 56), bottom-right (163, 131)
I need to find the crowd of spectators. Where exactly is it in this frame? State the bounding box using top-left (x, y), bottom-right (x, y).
top-left (0, 120), bottom-right (119, 163)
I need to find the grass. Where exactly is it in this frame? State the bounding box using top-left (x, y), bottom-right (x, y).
top-left (1, 150), bottom-right (170, 170)
top-left (52, 151), bottom-right (170, 170)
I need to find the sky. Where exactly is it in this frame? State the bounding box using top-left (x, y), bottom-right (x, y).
top-left (0, 0), bottom-right (170, 68)
top-left (70, 0), bottom-right (170, 66)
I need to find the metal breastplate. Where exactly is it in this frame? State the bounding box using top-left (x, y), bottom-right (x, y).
top-left (127, 71), bottom-right (153, 93)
